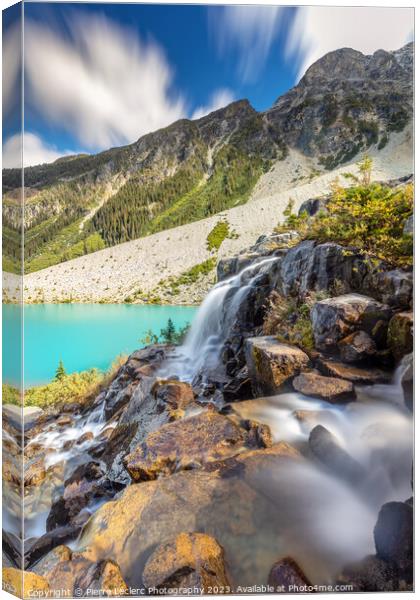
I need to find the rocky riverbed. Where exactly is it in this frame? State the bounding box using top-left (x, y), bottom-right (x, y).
top-left (3, 217), bottom-right (413, 597)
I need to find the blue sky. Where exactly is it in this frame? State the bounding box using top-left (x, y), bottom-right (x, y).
top-left (2, 3), bottom-right (414, 167)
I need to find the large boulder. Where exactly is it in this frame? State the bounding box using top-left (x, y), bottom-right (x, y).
top-left (338, 331), bottom-right (377, 364)
top-left (245, 337), bottom-right (310, 395)
top-left (78, 444), bottom-right (303, 589)
top-left (308, 425), bottom-right (365, 484)
top-left (292, 371), bottom-right (354, 403)
top-left (142, 532), bottom-right (231, 592)
top-left (387, 312), bottom-right (413, 361)
top-left (365, 269), bottom-right (413, 308)
top-left (374, 502), bottom-right (413, 570)
top-left (123, 412), bottom-right (259, 482)
top-left (268, 557), bottom-right (312, 592)
top-left (31, 546), bottom-right (128, 597)
top-left (310, 294), bottom-right (392, 351)
top-left (337, 555), bottom-right (402, 592)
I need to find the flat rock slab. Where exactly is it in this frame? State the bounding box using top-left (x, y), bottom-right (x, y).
top-left (318, 359), bottom-right (391, 385)
top-left (293, 371), bottom-right (355, 403)
top-left (124, 411), bottom-right (249, 482)
top-left (245, 336), bottom-right (310, 395)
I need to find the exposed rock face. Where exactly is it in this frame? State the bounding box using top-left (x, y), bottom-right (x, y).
top-left (277, 242), bottom-right (370, 298)
top-left (142, 533), bottom-right (231, 592)
top-left (245, 337), bottom-right (310, 395)
top-left (268, 557), bottom-right (312, 591)
top-left (338, 331), bottom-right (377, 364)
top-left (374, 502), bottom-right (413, 570)
top-left (123, 412), bottom-right (256, 482)
top-left (310, 294), bottom-right (392, 351)
top-left (292, 372), bottom-right (354, 403)
top-left (308, 425), bottom-right (365, 484)
top-left (268, 43), bottom-right (413, 162)
top-left (387, 312), bottom-right (413, 361)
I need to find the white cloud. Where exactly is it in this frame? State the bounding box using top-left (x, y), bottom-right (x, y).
top-left (191, 88), bottom-right (235, 120)
top-left (286, 6), bottom-right (414, 82)
top-left (24, 15), bottom-right (186, 150)
top-left (210, 6), bottom-right (284, 83)
top-left (2, 22), bottom-right (21, 117)
top-left (2, 132), bottom-right (73, 168)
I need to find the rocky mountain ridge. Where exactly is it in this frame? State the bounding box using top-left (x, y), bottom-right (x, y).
top-left (2, 42), bottom-right (413, 274)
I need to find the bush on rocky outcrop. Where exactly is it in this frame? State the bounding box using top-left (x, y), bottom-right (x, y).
top-left (279, 158), bottom-right (413, 267)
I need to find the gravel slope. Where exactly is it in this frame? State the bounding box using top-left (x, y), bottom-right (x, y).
top-left (6, 127), bottom-right (412, 305)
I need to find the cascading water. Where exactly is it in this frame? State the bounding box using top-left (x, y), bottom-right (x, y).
top-left (163, 255), bottom-right (280, 383)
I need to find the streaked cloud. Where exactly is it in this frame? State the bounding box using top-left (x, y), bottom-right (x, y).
top-left (191, 88), bottom-right (235, 120)
top-left (286, 6), bottom-right (414, 81)
top-left (209, 6), bottom-right (285, 83)
top-left (3, 132), bottom-right (73, 168)
top-left (24, 15), bottom-right (186, 150)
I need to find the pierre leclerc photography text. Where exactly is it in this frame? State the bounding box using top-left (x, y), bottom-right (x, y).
top-left (1, 1), bottom-right (414, 597)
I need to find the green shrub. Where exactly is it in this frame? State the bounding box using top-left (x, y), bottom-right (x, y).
top-left (207, 221), bottom-right (230, 251)
top-left (280, 156), bottom-right (413, 267)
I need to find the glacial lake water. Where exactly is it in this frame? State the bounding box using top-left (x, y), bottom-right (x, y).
top-left (3, 304), bottom-right (197, 388)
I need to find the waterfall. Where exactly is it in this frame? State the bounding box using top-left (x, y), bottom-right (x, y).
top-left (163, 255), bottom-right (280, 383)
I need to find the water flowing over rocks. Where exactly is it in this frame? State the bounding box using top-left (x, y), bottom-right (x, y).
top-left (3, 198), bottom-right (413, 593)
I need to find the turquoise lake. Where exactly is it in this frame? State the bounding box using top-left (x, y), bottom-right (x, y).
top-left (3, 304), bottom-right (197, 388)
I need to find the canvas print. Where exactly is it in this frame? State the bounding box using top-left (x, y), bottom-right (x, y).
top-left (2, 2), bottom-right (414, 597)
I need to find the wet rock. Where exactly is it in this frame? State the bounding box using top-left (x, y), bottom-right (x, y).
top-left (240, 419), bottom-right (273, 449)
top-left (311, 294), bottom-right (392, 351)
top-left (387, 312), bottom-right (413, 361)
top-left (338, 331), bottom-right (377, 364)
top-left (78, 443), bottom-right (302, 588)
top-left (337, 555), bottom-right (403, 592)
top-left (223, 366), bottom-right (253, 402)
top-left (268, 557), bottom-right (312, 591)
top-left (245, 337), bottom-right (310, 395)
top-left (293, 371), bottom-right (354, 403)
top-left (400, 354), bottom-right (413, 412)
top-left (374, 502), bottom-right (413, 570)
top-left (124, 412), bottom-right (249, 482)
top-left (57, 415), bottom-right (74, 427)
top-left (2, 567), bottom-right (50, 597)
top-left (3, 456), bottom-right (20, 485)
top-left (217, 257), bottom-right (238, 281)
top-left (31, 545), bottom-right (72, 577)
top-left (153, 380), bottom-right (196, 417)
top-left (3, 531), bottom-right (22, 568)
top-left (317, 359), bottom-right (390, 384)
top-left (25, 522), bottom-right (89, 569)
top-left (33, 547), bottom-right (128, 597)
top-left (298, 197), bottom-right (329, 217)
top-left (278, 242), bottom-right (371, 298)
top-left (308, 425), bottom-right (365, 484)
top-left (366, 269), bottom-right (413, 308)
top-left (24, 456), bottom-right (46, 487)
top-left (24, 442), bottom-right (45, 460)
top-left (76, 431), bottom-right (94, 445)
top-left (142, 532), bottom-right (231, 592)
